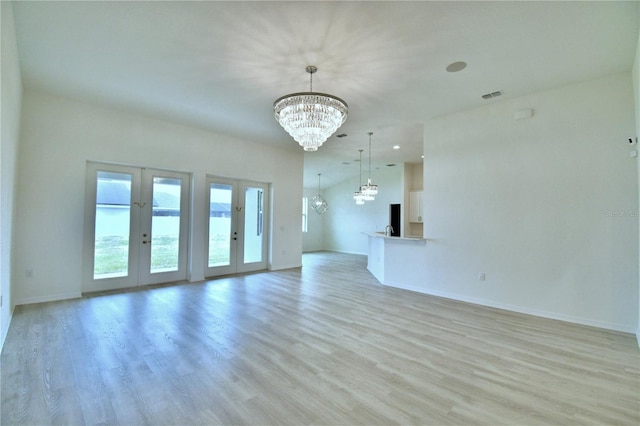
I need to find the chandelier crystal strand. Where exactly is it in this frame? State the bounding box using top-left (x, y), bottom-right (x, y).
top-left (354, 149), bottom-right (366, 205)
top-left (361, 132), bottom-right (378, 200)
top-left (311, 173), bottom-right (328, 214)
top-left (274, 66), bottom-right (348, 152)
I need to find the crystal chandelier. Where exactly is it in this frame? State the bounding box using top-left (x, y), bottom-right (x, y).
top-left (311, 173), bottom-right (328, 214)
top-left (274, 66), bottom-right (348, 152)
top-left (361, 132), bottom-right (378, 201)
top-left (353, 150), bottom-right (365, 205)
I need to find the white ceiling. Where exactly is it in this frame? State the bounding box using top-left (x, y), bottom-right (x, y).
top-left (11, 1), bottom-right (639, 189)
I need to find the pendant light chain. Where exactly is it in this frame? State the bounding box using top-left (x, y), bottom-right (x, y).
top-left (359, 149), bottom-right (363, 186)
top-left (354, 150), bottom-right (365, 205)
top-left (361, 131), bottom-right (378, 201)
top-left (368, 132), bottom-right (372, 180)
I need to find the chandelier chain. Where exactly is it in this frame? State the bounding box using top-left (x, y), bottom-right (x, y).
top-left (359, 149), bottom-right (363, 186)
top-left (368, 132), bottom-right (372, 178)
top-left (353, 149), bottom-right (366, 205)
top-left (361, 131), bottom-right (378, 201)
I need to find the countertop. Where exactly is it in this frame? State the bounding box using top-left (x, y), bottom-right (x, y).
top-left (365, 232), bottom-right (425, 241)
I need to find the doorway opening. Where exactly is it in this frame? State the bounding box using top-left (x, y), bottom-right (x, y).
top-left (389, 204), bottom-right (401, 237)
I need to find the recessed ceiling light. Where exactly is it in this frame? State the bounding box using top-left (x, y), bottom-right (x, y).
top-left (393, 145), bottom-right (400, 150)
top-left (446, 61), bottom-right (467, 72)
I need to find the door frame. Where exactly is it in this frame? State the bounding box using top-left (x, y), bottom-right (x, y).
top-left (82, 162), bottom-right (191, 293)
top-left (205, 176), bottom-right (269, 278)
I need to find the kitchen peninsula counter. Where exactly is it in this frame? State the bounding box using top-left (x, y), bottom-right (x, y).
top-left (365, 232), bottom-right (426, 286)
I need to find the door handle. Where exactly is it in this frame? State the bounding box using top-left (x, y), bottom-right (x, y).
top-left (142, 240), bottom-right (150, 244)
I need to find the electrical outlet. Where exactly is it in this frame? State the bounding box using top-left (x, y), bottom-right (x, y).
top-left (26, 269), bottom-right (33, 278)
top-left (479, 273), bottom-right (486, 281)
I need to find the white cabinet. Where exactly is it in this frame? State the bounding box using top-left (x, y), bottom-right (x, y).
top-left (409, 190), bottom-right (423, 223)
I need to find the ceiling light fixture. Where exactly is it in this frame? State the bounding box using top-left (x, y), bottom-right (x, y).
top-left (274, 66), bottom-right (348, 152)
top-left (446, 61), bottom-right (467, 72)
top-left (361, 132), bottom-right (378, 201)
top-left (353, 150), bottom-right (365, 205)
top-left (311, 173), bottom-right (328, 214)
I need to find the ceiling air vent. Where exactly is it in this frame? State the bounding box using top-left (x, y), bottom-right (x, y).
top-left (482, 90), bottom-right (503, 100)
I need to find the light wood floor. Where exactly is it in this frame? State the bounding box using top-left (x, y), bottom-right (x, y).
top-left (1, 252), bottom-right (639, 425)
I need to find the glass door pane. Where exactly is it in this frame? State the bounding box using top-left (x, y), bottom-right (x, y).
top-left (208, 183), bottom-right (233, 267)
top-left (139, 169), bottom-right (190, 286)
top-left (84, 162), bottom-right (141, 292)
top-left (150, 177), bottom-right (182, 273)
top-left (93, 171), bottom-right (132, 279)
top-left (243, 186), bottom-right (264, 264)
top-left (236, 180), bottom-right (268, 274)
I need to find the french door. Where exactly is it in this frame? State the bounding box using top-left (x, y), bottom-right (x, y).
top-left (205, 176), bottom-right (269, 277)
top-left (83, 163), bottom-right (190, 292)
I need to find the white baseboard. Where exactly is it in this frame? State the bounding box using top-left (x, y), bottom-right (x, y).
top-left (15, 292), bottom-right (82, 306)
top-left (269, 263), bottom-right (302, 271)
top-left (384, 280), bottom-right (636, 334)
top-left (325, 249), bottom-right (368, 256)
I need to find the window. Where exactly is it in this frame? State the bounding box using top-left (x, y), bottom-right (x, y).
top-left (302, 197), bottom-right (308, 232)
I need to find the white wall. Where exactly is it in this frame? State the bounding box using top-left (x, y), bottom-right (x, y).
top-left (324, 165), bottom-right (404, 255)
top-left (302, 187), bottom-right (325, 252)
top-left (0, 1), bottom-right (22, 348)
top-left (13, 90), bottom-right (303, 304)
top-left (406, 73), bottom-right (637, 333)
top-left (409, 162), bottom-right (423, 190)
